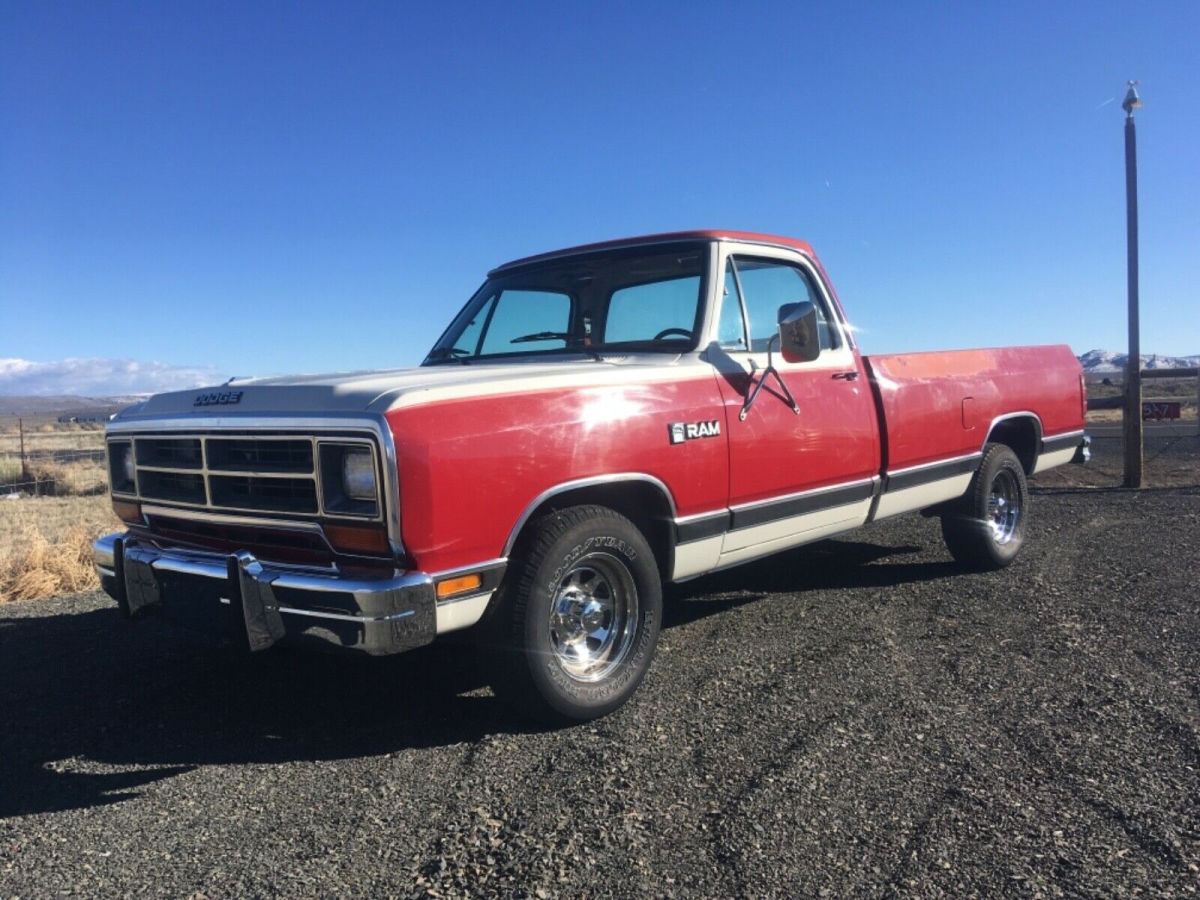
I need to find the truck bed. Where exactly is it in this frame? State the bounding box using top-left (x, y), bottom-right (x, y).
top-left (863, 345), bottom-right (1085, 473)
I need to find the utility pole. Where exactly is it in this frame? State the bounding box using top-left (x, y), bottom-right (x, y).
top-left (1122, 81), bottom-right (1144, 489)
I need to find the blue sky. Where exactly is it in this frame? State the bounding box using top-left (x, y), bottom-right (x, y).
top-left (2, 1), bottom-right (1197, 394)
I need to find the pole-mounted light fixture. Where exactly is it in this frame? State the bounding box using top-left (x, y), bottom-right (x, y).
top-left (1122, 80), bottom-right (1142, 116)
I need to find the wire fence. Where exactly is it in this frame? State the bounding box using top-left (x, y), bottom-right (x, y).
top-left (1085, 369), bottom-right (1200, 433)
top-left (0, 419), bottom-right (109, 497)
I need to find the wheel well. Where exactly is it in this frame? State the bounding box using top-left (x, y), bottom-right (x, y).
top-left (985, 416), bottom-right (1040, 474)
top-left (510, 481), bottom-right (675, 581)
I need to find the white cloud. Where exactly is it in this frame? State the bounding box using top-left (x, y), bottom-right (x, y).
top-left (0, 358), bottom-right (223, 396)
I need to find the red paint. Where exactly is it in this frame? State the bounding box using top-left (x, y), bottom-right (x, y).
top-left (711, 360), bottom-right (881, 507)
top-left (388, 375), bottom-right (729, 572)
top-left (864, 346), bottom-right (1084, 471)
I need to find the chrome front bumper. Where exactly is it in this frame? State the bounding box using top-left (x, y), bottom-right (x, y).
top-left (94, 533), bottom-right (437, 656)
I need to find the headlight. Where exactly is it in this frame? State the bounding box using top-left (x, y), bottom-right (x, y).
top-left (317, 442), bottom-right (380, 516)
top-left (342, 449), bottom-right (377, 501)
top-left (122, 445), bottom-right (137, 484)
top-left (108, 440), bottom-right (136, 493)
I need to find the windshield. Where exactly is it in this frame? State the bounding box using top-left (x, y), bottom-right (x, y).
top-left (423, 242), bottom-right (709, 364)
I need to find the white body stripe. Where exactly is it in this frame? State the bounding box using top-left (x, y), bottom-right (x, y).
top-left (717, 497), bottom-right (872, 567)
top-left (873, 473), bottom-right (973, 520)
top-left (672, 535), bottom-right (723, 580)
top-left (1033, 446), bottom-right (1077, 474)
top-left (435, 592), bottom-right (494, 634)
top-left (386, 361), bottom-right (713, 411)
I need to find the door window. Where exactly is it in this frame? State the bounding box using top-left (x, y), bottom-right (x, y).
top-left (725, 257), bottom-right (839, 353)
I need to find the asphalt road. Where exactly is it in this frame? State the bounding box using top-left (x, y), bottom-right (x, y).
top-left (1088, 423), bottom-right (1197, 438)
top-left (3, 479), bottom-right (1199, 896)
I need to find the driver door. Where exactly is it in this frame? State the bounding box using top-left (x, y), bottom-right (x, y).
top-left (708, 244), bottom-right (880, 562)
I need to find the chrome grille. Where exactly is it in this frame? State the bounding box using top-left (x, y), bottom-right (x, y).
top-left (108, 433), bottom-right (381, 521)
top-left (207, 438), bottom-right (313, 473)
top-left (138, 469), bottom-right (207, 505)
top-left (209, 473), bottom-right (318, 514)
top-left (136, 437), bottom-right (202, 469)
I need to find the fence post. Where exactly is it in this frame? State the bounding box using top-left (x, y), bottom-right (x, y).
top-left (18, 417), bottom-right (28, 483)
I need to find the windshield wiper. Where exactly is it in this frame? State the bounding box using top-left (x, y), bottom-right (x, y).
top-left (508, 332), bottom-right (605, 361)
top-left (509, 331), bottom-right (572, 344)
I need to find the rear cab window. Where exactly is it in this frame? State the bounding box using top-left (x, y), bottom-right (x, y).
top-left (602, 276), bottom-right (702, 344)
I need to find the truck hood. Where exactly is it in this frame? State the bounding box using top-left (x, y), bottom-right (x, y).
top-left (114, 356), bottom-right (686, 422)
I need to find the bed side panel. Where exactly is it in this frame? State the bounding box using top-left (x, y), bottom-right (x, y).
top-left (863, 345), bottom-right (1084, 472)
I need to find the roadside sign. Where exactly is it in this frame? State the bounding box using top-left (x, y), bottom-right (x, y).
top-left (1142, 401), bottom-right (1181, 421)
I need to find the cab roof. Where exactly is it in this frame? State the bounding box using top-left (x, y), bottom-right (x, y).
top-left (490, 230), bottom-right (816, 275)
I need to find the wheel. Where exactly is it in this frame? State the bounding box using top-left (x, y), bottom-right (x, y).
top-left (940, 443), bottom-right (1029, 570)
top-left (651, 327), bottom-right (692, 341)
top-left (486, 504), bottom-right (662, 722)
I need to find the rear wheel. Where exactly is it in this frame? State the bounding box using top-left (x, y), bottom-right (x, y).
top-left (940, 443), bottom-right (1029, 570)
top-left (486, 505), bottom-right (662, 722)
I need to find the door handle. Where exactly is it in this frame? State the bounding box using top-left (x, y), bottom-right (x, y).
top-left (832, 371), bottom-right (859, 381)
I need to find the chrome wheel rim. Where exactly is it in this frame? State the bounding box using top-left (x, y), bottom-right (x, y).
top-left (547, 552), bottom-right (639, 683)
top-left (987, 469), bottom-right (1021, 544)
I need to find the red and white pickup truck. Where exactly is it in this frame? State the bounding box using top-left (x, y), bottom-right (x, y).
top-left (95, 230), bottom-right (1088, 720)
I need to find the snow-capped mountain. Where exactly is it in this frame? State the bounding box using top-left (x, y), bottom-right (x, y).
top-left (1077, 349), bottom-right (1200, 373)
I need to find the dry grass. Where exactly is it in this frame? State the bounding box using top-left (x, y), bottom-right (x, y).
top-left (24, 459), bottom-right (109, 495)
top-left (0, 457), bottom-right (21, 483)
top-left (0, 428), bottom-right (121, 617)
top-left (0, 495), bottom-right (121, 603)
top-left (2, 458), bottom-right (109, 496)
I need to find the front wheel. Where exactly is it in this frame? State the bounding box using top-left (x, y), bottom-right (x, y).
top-left (486, 505), bottom-right (662, 723)
top-left (940, 443), bottom-right (1029, 570)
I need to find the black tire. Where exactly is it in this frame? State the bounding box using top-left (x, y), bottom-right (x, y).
top-left (940, 443), bottom-right (1029, 571)
top-left (485, 504), bottom-right (662, 723)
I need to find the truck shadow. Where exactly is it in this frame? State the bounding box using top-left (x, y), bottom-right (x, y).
top-left (0, 538), bottom-right (950, 819)
top-left (664, 538), bottom-right (958, 627)
top-left (0, 605), bottom-right (519, 819)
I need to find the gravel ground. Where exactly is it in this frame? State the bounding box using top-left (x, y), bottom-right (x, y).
top-left (2, 440), bottom-right (1198, 898)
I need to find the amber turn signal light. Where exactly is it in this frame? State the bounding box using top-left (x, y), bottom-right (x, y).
top-left (436, 574), bottom-right (482, 600)
top-left (112, 499), bottom-right (143, 525)
top-left (323, 523), bottom-right (391, 556)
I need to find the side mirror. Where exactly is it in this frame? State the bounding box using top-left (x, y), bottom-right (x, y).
top-left (777, 301), bottom-right (820, 364)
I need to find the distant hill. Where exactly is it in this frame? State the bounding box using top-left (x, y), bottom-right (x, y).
top-left (1078, 349), bottom-right (1200, 374)
top-left (0, 394), bottom-right (146, 417)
